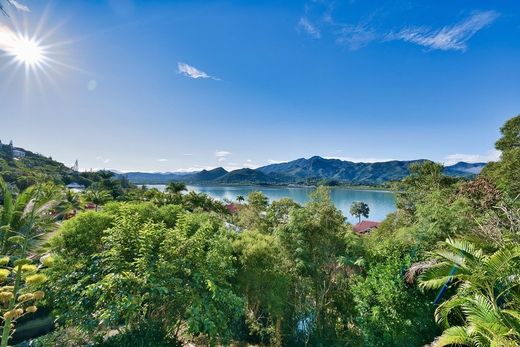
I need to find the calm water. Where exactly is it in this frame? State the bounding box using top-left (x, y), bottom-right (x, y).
top-left (148, 185), bottom-right (396, 223)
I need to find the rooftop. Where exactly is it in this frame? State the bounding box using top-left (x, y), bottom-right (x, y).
top-left (353, 220), bottom-right (381, 234)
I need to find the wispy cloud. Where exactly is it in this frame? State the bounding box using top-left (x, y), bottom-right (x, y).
top-left (9, 0), bottom-right (30, 12)
top-left (297, 17), bottom-right (321, 39)
top-left (177, 62), bottom-right (219, 80)
top-left (215, 150), bottom-right (231, 157)
top-left (242, 161), bottom-right (259, 169)
top-left (215, 150), bottom-right (231, 162)
top-left (174, 165), bottom-right (214, 173)
top-left (267, 159), bottom-right (285, 164)
top-left (385, 11), bottom-right (499, 51)
top-left (95, 156), bottom-right (111, 165)
top-left (325, 156), bottom-right (396, 163)
top-left (443, 149), bottom-right (500, 166)
top-left (298, 2), bottom-right (498, 52)
top-left (335, 23), bottom-right (377, 50)
top-left (157, 158), bottom-right (169, 162)
top-left (224, 161), bottom-right (260, 171)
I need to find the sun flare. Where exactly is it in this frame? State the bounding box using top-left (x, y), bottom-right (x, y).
top-left (8, 34), bottom-right (45, 66)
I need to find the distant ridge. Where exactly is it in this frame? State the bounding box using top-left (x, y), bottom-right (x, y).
top-left (119, 156), bottom-right (487, 185)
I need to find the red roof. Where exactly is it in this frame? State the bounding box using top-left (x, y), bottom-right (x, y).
top-left (226, 203), bottom-right (238, 214)
top-left (353, 220), bottom-right (380, 234)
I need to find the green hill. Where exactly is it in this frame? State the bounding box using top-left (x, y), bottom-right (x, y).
top-left (0, 142), bottom-right (94, 190)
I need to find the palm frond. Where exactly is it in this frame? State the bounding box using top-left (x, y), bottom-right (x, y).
top-left (406, 259), bottom-right (437, 284)
top-left (435, 294), bottom-right (467, 328)
top-left (445, 238), bottom-right (485, 263)
top-left (435, 249), bottom-right (469, 269)
top-left (502, 309), bottom-right (520, 323)
top-left (484, 246), bottom-right (520, 280)
top-left (464, 294), bottom-right (510, 338)
top-left (434, 326), bottom-right (472, 346)
top-left (419, 262), bottom-right (461, 290)
top-left (0, 177), bottom-right (13, 227)
top-left (10, 186), bottom-right (36, 229)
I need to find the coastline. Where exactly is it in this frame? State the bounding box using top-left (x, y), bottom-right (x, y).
top-left (143, 182), bottom-right (395, 192)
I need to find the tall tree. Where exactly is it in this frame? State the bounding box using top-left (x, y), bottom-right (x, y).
top-left (276, 187), bottom-right (351, 344)
top-left (350, 201), bottom-right (369, 223)
top-left (483, 114), bottom-right (520, 199)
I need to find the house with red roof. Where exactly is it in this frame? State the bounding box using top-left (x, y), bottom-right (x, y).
top-left (353, 220), bottom-right (380, 235)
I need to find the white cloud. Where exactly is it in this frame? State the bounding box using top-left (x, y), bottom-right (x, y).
top-left (158, 158), bottom-right (169, 162)
top-left (297, 17), bottom-right (321, 39)
top-left (298, 4), bottom-right (498, 52)
top-left (243, 161), bottom-right (259, 169)
top-left (103, 159), bottom-right (111, 164)
top-left (325, 156), bottom-right (396, 163)
top-left (0, 25), bottom-right (17, 52)
top-left (215, 150), bottom-right (231, 157)
top-left (335, 23), bottom-right (377, 50)
top-left (385, 11), bottom-right (499, 51)
top-left (215, 150), bottom-right (231, 163)
top-left (267, 159), bottom-right (285, 164)
top-left (183, 153), bottom-right (193, 156)
top-left (9, 0), bottom-right (30, 12)
top-left (174, 165), bottom-right (214, 173)
top-left (443, 149), bottom-right (501, 166)
top-left (177, 62), bottom-right (219, 80)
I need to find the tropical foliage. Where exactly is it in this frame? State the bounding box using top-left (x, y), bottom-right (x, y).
top-left (0, 114), bottom-right (518, 346)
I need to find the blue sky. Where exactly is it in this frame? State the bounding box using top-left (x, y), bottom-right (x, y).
top-left (1, 0), bottom-right (519, 172)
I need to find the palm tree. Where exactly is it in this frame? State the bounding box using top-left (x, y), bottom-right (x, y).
top-left (236, 195), bottom-right (245, 203)
top-left (166, 181), bottom-right (187, 195)
top-left (0, 179), bottom-right (60, 253)
top-left (0, 178), bottom-right (61, 347)
top-left (56, 189), bottom-right (83, 218)
top-left (418, 238), bottom-right (520, 346)
top-left (85, 188), bottom-right (112, 212)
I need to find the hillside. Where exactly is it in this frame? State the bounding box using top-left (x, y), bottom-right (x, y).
top-left (0, 142), bottom-right (115, 190)
top-left (0, 143), bottom-right (486, 188)
top-left (0, 142), bottom-right (78, 190)
top-left (257, 156), bottom-right (430, 184)
top-left (121, 156), bottom-right (487, 186)
top-left (216, 168), bottom-right (279, 184)
top-left (184, 167), bottom-right (229, 182)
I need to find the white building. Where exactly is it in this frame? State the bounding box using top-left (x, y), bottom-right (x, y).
top-left (66, 182), bottom-right (86, 192)
top-left (12, 149), bottom-right (25, 158)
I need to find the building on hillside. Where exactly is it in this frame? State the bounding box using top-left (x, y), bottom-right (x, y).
top-left (353, 220), bottom-right (380, 235)
top-left (12, 149), bottom-right (25, 158)
top-left (66, 182), bottom-right (86, 192)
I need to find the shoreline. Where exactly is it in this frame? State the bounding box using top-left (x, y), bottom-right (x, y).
top-left (143, 182), bottom-right (395, 193)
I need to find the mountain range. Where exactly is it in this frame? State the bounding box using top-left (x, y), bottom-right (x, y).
top-left (120, 156), bottom-right (487, 185)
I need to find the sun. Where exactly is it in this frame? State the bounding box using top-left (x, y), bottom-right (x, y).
top-left (6, 33), bottom-right (46, 67)
top-left (0, 7), bottom-right (74, 94)
top-left (10, 35), bottom-right (44, 66)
